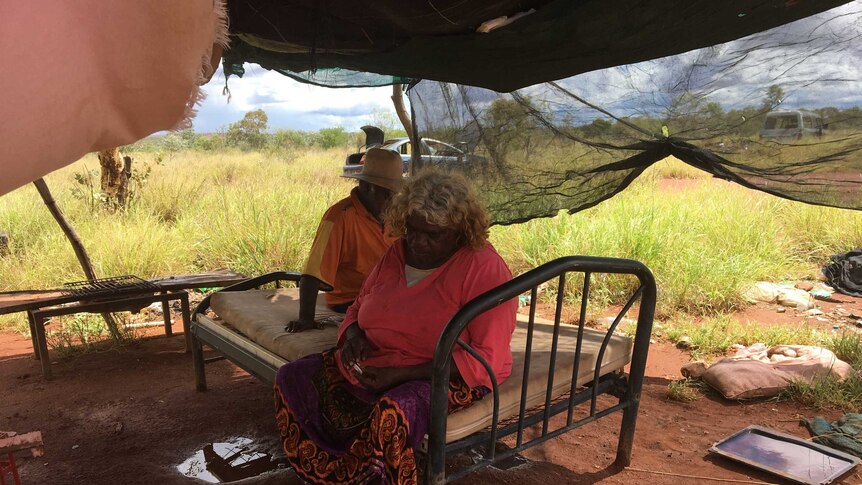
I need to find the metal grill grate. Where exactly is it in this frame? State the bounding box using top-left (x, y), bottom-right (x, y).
top-left (62, 275), bottom-right (160, 298)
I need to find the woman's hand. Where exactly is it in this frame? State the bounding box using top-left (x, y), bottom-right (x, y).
top-left (340, 323), bottom-right (375, 368)
top-left (285, 318), bottom-right (319, 333)
top-left (354, 366), bottom-right (408, 392)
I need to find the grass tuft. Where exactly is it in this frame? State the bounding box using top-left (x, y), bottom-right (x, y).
top-left (667, 378), bottom-right (704, 402)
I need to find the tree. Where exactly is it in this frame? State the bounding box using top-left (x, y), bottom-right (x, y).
top-left (96, 148), bottom-right (131, 210)
top-left (271, 129), bottom-right (312, 149)
top-left (162, 128), bottom-right (195, 153)
top-left (763, 85), bottom-right (784, 111)
top-left (316, 127), bottom-right (349, 148)
top-left (226, 109), bottom-right (269, 149)
top-left (579, 119), bottom-right (613, 138)
top-left (368, 108), bottom-right (400, 135)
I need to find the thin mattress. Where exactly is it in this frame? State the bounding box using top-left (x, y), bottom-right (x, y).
top-left (205, 288), bottom-right (632, 442)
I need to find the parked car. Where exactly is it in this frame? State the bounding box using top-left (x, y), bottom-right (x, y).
top-left (759, 110), bottom-right (825, 140)
top-left (342, 126), bottom-right (479, 176)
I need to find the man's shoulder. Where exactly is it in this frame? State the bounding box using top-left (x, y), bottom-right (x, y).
top-left (321, 195), bottom-right (357, 221)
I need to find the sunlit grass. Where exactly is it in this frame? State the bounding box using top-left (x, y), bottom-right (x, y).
top-left (2, 150), bottom-right (862, 332)
top-left (490, 166), bottom-right (862, 316)
top-left (781, 332), bottom-right (862, 412)
top-left (667, 378), bottom-right (705, 402)
top-left (657, 314), bottom-right (826, 360)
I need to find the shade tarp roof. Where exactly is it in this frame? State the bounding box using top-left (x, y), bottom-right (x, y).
top-left (2, 0), bottom-right (860, 225)
top-left (222, 0), bottom-right (850, 91)
top-left (223, 0), bottom-right (862, 224)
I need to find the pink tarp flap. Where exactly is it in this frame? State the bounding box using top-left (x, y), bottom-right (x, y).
top-left (0, 1), bottom-right (226, 196)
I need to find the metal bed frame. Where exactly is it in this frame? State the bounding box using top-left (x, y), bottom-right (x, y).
top-left (427, 256), bottom-right (655, 483)
top-left (189, 256), bottom-right (656, 484)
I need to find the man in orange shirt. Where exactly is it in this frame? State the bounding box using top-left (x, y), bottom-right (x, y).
top-left (286, 148), bottom-right (403, 332)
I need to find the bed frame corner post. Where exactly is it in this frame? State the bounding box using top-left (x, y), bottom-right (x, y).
top-left (428, 346), bottom-right (454, 484)
top-left (192, 329), bottom-right (207, 392)
top-left (614, 390), bottom-right (639, 467)
top-left (615, 264), bottom-right (657, 468)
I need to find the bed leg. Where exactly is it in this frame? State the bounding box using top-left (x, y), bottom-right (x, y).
top-left (192, 333), bottom-right (207, 392)
top-left (614, 391), bottom-right (640, 467)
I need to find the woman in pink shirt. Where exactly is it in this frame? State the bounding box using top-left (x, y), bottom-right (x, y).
top-left (274, 170), bottom-right (517, 485)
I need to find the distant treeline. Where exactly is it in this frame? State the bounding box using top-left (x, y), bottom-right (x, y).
top-left (128, 100), bottom-right (862, 155)
top-left (421, 97), bottom-right (862, 154)
top-left (127, 108), bottom-right (409, 153)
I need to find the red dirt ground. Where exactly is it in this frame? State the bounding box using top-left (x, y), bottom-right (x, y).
top-left (3, 292), bottom-right (862, 485)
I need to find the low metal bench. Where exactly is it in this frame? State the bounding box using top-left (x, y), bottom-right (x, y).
top-left (1, 270), bottom-right (247, 379)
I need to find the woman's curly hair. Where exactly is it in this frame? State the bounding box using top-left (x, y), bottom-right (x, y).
top-left (384, 169), bottom-right (489, 250)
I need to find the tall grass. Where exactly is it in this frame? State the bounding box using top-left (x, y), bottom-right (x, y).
top-left (2, 151), bottom-right (861, 329)
top-left (491, 166), bottom-right (862, 316)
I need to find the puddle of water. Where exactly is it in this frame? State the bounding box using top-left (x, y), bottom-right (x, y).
top-left (177, 437), bottom-right (279, 483)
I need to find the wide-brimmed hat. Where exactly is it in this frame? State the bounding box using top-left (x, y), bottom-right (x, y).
top-left (343, 147), bottom-right (404, 192)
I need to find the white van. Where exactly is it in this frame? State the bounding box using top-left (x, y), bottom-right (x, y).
top-left (760, 110), bottom-right (824, 140)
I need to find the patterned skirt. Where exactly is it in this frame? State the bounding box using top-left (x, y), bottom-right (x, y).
top-left (274, 350), bottom-right (486, 485)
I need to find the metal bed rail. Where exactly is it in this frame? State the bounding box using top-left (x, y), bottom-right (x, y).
top-left (426, 256), bottom-right (656, 484)
top-left (190, 271), bottom-right (332, 391)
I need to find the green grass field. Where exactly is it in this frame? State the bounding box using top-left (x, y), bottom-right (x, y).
top-left (4, 147), bottom-right (862, 407)
top-left (2, 149), bottom-right (861, 325)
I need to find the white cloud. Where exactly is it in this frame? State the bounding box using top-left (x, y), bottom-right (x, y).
top-left (193, 64), bottom-right (401, 133)
top-left (193, 2), bottom-right (861, 133)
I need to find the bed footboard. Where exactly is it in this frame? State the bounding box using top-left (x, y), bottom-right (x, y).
top-left (426, 256), bottom-right (656, 484)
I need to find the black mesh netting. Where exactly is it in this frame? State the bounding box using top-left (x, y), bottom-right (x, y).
top-left (407, 3), bottom-right (862, 225)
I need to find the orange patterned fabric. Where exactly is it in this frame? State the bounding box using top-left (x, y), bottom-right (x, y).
top-left (274, 350), bottom-right (485, 484)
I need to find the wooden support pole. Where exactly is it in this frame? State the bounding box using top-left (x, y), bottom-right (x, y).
top-left (392, 84), bottom-right (413, 140)
top-left (32, 178), bottom-right (122, 340)
top-left (392, 83), bottom-right (422, 176)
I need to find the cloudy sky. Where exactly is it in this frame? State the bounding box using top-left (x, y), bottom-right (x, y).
top-left (192, 65), bottom-right (399, 133)
top-left (191, 2), bottom-right (860, 134)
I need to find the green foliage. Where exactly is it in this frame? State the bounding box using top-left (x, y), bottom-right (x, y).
top-left (779, 332), bottom-right (862, 411)
top-left (315, 127), bottom-right (350, 149)
top-left (579, 119), bottom-right (613, 139)
top-left (782, 375), bottom-right (862, 412)
top-left (45, 313), bottom-right (138, 356)
top-left (829, 332), bottom-right (862, 369)
top-left (162, 129), bottom-right (197, 152)
top-left (226, 109), bottom-right (269, 150)
top-left (368, 108), bottom-right (407, 138)
top-left (2, 151), bottom-right (862, 335)
top-left (272, 129), bottom-right (313, 149)
top-left (660, 315), bottom-right (825, 360)
top-left (491, 164), bottom-right (862, 318)
top-left (481, 96), bottom-right (544, 160)
top-left (763, 85), bottom-right (785, 110)
top-left (193, 134), bottom-right (227, 151)
top-left (69, 158), bottom-right (153, 214)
